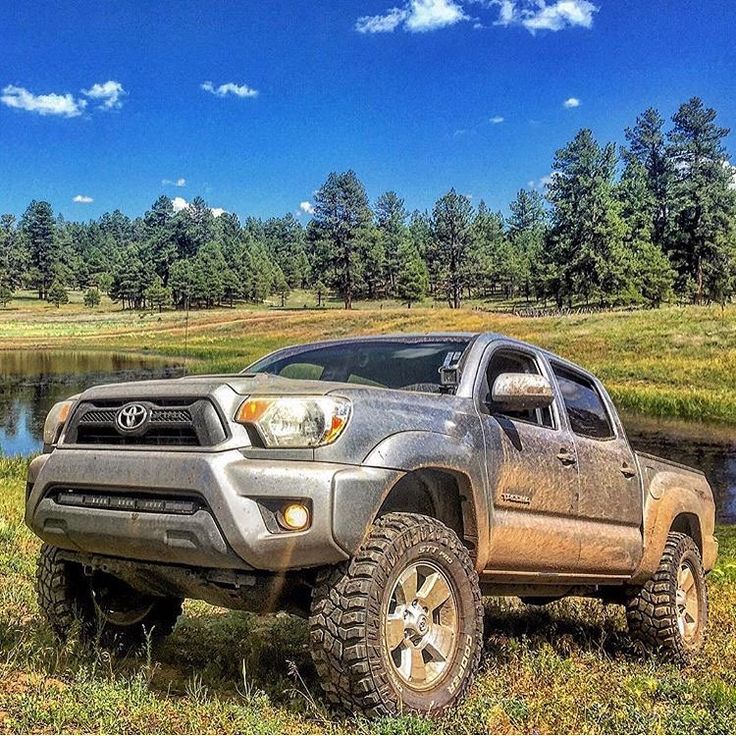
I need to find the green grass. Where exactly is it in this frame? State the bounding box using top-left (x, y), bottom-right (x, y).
top-left (1, 459), bottom-right (735, 733)
top-left (2, 294), bottom-right (736, 424)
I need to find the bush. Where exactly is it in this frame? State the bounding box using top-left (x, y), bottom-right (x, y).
top-left (83, 288), bottom-right (101, 308)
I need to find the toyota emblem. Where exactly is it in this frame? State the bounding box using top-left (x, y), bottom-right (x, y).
top-left (115, 403), bottom-right (149, 432)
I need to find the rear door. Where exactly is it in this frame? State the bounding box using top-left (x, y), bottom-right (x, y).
top-left (477, 343), bottom-right (581, 574)
top-left (549, 362), bottom-right (643, 575)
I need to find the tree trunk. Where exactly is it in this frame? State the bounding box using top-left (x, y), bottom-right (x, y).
top-left (695, 255), bottom-right (704, 305)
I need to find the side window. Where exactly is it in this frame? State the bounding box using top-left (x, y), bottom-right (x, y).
top-left (552, 365), bottom-right (614, 440)
top-left (483, 349), bottom-right (554, 428)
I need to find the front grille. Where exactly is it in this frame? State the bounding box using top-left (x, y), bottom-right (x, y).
top-left (76, 425), bottom-right (200, 446)
top-left (52, 487), bottom-right (204, 515)
top-left (64, 398), bottom-right (227, 448)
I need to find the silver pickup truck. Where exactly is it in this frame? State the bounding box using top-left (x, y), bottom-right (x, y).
top-left (25, 333), bottom-right (718, 716)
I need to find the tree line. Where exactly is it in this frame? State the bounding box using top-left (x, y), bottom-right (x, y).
top-left (1, 97), bottom-right (734, 311)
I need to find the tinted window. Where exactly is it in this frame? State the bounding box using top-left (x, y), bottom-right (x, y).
top-left (247, 340), bottom-right (470, 392)
top-left (553, 365), bottom-right (614, 439)
top-left (483, 350), bottom-right (554, 428)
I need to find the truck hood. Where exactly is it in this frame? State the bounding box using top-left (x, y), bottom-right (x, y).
top-left (77, 372), bottom-right (357, 402)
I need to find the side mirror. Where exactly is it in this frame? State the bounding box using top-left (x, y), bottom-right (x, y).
top-left (491, 373), bottom-right (554, 411)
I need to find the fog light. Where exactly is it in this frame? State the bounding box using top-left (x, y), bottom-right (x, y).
top-left (279, 502), bottom-right (310, 531)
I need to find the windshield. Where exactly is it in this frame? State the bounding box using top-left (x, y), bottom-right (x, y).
top-left (246, 339), bottom-right (471, 393)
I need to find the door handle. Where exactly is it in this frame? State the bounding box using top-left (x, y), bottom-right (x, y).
top-left (620, 463), bottom-right (637, 479)
top-left (557, 448), bottom-right (576, 466)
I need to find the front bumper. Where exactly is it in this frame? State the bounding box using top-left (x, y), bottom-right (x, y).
top-left (25, 449), bottom-right (401, 571)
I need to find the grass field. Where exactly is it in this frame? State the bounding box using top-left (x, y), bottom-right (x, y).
top-left (0, 458), bottom-right (734, 733)
top-left (2, 292), bottom-right (736, 424)
top-left (1, 295), bottom-right (736, 732)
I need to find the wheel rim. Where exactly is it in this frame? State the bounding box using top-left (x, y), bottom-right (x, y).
top-left (675, 561), bottom-right (699, 641)
top-left (383, 560), bottom-right (459, 691)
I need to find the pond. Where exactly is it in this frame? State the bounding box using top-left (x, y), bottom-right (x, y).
top-left (0, 350), bottom-right (733, 523)
top-left (0, 351), bottom-right (185, 456)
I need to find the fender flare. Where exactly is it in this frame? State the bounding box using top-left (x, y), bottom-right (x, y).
top-left (358, 430), bottom-right (490, 570)
top-left (631, 481), bottom-right (716, 584)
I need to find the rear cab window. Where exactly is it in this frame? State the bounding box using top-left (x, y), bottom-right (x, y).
top-left (551, 363), bottom-right (615, 440)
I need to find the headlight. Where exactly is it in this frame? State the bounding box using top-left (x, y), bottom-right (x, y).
top-left (43, 400), bottom-right (74, 446)
top-left (235, 396), bottom-right (351, 448)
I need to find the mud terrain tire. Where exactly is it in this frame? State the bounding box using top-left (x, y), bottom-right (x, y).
top-left (309, 512), bottom-right (483, 717)
top-left (37, 544), bottom-right (182, 652)
top-left (626, 531), bottom-right (708, 664)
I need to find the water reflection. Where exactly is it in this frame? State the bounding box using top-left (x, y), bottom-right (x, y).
top-left (623, 414), bottom-right (735, 524)
top-left (0, 351), bottom-right (184, 456)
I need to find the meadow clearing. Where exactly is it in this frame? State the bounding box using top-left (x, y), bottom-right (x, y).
top-left (0, 295), bottom-right (735, 733)
top-left (2, 291), bottom-right (736, 424)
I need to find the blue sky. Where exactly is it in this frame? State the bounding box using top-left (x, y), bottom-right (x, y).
top-left (1, 0), bottom-right (734, 222)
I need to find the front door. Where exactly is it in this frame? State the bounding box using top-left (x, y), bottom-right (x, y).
top-left (478, 345), bottom-right (581, 574)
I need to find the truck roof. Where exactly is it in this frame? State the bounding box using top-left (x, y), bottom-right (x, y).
top-left (265, 332), bottom-right (599, 384)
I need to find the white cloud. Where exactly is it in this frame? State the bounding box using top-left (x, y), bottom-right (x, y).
top-left (172, 196), bottom-right (226, 217)
top-left (0, 84), bottom-right (86, 117)
top-left (73, 194), bottom-right (93, 203)
top-left (1, 80), bottom-right (128, 118)
top-left (528, 173), bottom-right (555, 190)
top-left (493, 0), bottom-right (516, 25)
top-left (172, 196), bottom-right (189, 212)
top-left (406, 0), bottom-right (468, 31)
top-left (299, 201), bottom-right (315, 215)
top-left (493, 0), bottom-right (597, 32)
top-left (490, 115), bottom-right (505, 123)
top-left (356, 6), bottom-right (408, 32)
top-left (201, 80), bottom-right (259, 98)
top-left (356, 0), bottom-right (467, 33)
top-left (162, 177), bottom-right (187, 187)
top-left (563, 97), bottom-right (581, 108)
top-left (81, 80), bottom-right (126, 110)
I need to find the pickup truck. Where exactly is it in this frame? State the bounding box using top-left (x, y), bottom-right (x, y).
top-left (25, 333), bottom-right (718, 716)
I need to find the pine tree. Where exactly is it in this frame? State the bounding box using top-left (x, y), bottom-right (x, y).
top-left (47, 279), bottom-right (68, 307)
top-left (21, 200), bottom-right (57, 299)
top-left (144, 276), bottom-right (172, 312)
top-left (432, 189), bottom-right (474, 308)
top-left (617, 160), bottom-right (675, 306)
top-left (624, 108), bottom-right (671, 249)
top-left (470, 203), bottom-right (512, 299)
top-left (361, 227), bottom-right (386, 299)
top-left (396, 244), bottom-right (428, 307)
top-left (273, 267), bottom-right (290, 307)
top-left (507, 189), bottom-right (547, 302)
top-left (142, 195), bottom-right (177, 285)
top-left (176, 196), bottom-right (214, 258)
top-left (0, 214), bottom-right (26, 289)
top-left (667, 97), bottom-right (736, 303)
top-left (0, 275), bottom-right (12, 307)
top-left (375, 191), bottom-right (408, 295)
top-left (312, 171), bottom-right (372, 309)
top-left (546, 129), bottom-right (630, 307)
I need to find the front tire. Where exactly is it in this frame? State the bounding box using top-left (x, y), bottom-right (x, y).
top-left (626, 532), bottom-right (708, 664)
top-left (309, 513), bottom-right (483, 717)
top-left (37, 544), bottom-right (182, 652)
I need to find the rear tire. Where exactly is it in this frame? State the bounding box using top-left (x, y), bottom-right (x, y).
top-left (309, 512), bottom-right (483, 717)
top-left (626, 532), bottom-right (708, 664)
top-left (37, 544), bottom-right (182, 652)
